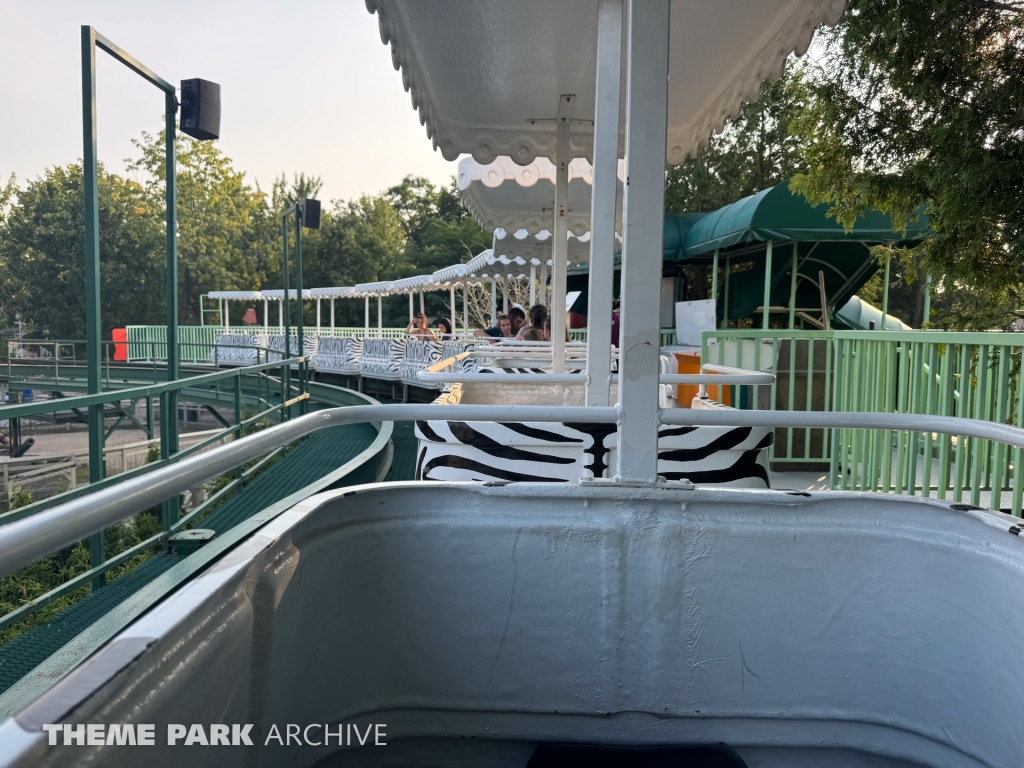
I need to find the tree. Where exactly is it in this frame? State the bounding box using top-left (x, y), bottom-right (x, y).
top-left (665, 59), bottom-right (812, 214)
top-left (0, 163), bottom-right (165, 339)
top-left (790, 0), bottom-right (1024, 329)
top-left (129, 131), bottom-right (267, 324)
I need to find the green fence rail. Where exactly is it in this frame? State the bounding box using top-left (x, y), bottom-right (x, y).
top-left (124, 326), bottom-right (679, 361)
top-left (0, 352), bottom-right (310, 628)
top-left (702, 328), bottom-right (1024, 512)
top-left (830, 331), bottom-right (1024, 512)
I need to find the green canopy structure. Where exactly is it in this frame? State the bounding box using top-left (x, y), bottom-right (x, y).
top-left (666, 182), bottom-right (930, 328)
top-left (567, 181), bottom-right (929, 330)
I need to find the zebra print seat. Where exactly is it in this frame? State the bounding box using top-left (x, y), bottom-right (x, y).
top-left (359, 337), bottom-right (405, 381)
top-left (415, 394), bottom-right (772, 488)
top-left (440, 340), bottom-right (479, 374)
top-left (399, 339), bottom-right (443, 389)
top-left (310, 336), bottom-right (362, 375)
top-left (265, 334), bottom-right (301, 363)
top-left (211, 333), bottom-right (261, 364)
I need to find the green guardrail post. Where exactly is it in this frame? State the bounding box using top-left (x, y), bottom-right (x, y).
top-left (234, 371), bottom-right (243, 482)
top-left (82, 27), bottom-right (105, 588)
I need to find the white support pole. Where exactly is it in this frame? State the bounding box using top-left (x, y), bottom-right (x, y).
top-left (762, 239), bottom-right (773, 330)
top-left (377, 296), bottom-right (383, 335)
top-left (263, 299), bottom-right (269, 331)
top-left (330, 298), bottom-right (335, 330)
top-left (530, 264), bottom-right (537, 306)
top-left (616, 0), bottom-right (670, 485)
top-left (278, 299), bottom-right (283, 330)
top-left (223, 299), bottom-right (229, 331)
top-left (364, 296), bottom-right (369, 334)
top-left (317, 298), bottom-right (322, 331)
top-left (449, 286), bottom-right (456, 327)
top-left (551, 94), bottom-right (574, 373)
top-left (503, 277), bottom-right (509, 314)
top-left (788, 242), bottom-right (798, 330)
top-left (462, 284), bottom-right (469, 332)
top-left (585, 0), bottom-right (622, 408)
top-left (409, 292), bottom-right (414, 322)
top-left (540, 263), bottom-right (548, 306)
top-left (419, 290), bottom-right (425, 315)
top-left (490, 279), bottom-right (498, 325)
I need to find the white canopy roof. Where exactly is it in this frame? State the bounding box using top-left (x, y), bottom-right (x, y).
top-left (367, 0), bottom-right (844, 165)
top-left (458, 156), bottom-right (623, 236)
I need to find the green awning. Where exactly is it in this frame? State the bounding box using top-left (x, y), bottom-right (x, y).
top-left (668, 182), bottom-right (930, 260)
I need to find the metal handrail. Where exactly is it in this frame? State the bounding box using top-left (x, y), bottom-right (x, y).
top-left (3, 402), bottom-right (1024, 579)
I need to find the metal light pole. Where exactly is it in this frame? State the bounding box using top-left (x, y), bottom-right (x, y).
top-left (81, 27), bottom-right (218, 578)
top-left (81, 27), bottom-right (178, 584)
top-left (281, 199), bottom-right (320, 417)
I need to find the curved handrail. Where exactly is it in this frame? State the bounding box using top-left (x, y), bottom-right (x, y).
top-left (3, 402), bottom-right (1024, 579)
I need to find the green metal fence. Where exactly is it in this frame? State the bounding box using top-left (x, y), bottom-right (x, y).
top-left (126, 326), bottom-right (679, 357)
top-left (830, 331), bottom-right (1024, 512)
top-left (702, 328), bottom-right (1024, 512)
top-left (702, 330), bottom-right (834, 468)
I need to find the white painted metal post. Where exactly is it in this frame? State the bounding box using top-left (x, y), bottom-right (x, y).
top-left (263, 299), bottom-right (268, 330)
top-left (316, 298), bottom-right (322, 331)
top-left (364, 296), bottom-right (369, 334)
top-left (762, 239), bottom-right (773, 330)
top-left (502, 277), bottom-right (509, 314)
top-left (462, 284), bottom-right (469, 331)
top-left (278, 299), bottom-right (283, 330)
top-left (540, 263), bottom-right (548, 306)
top-left (449, 286), bottom-right (456, 326)
top-left (223, 299), bottom-right (230, 331)
top-left (788, 242), bottom-right (798, 330)
top-left (330, 298), bottom-right (335, 330)
top-left (409, 292), bottom-right (414, 321)
top-left (377, 296), bottom-right (383, 335)
top-left (530, 263), bottom-right (537, 305)
top-left (490, 279), bottom-right (497, 325)
top-left (552, 94), bottom-right (574, 373)
top-left (419, 290), bottom-right (425, 315)
top-left (585, 0), bottom-right (622, 407)
top-left (616, 0), bottom-right (670, 484)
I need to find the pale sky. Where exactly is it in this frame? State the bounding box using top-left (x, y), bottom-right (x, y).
top-left (0, 0), bottom-right (459, 205)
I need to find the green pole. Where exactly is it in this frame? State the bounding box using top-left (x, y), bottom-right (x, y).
top-left (922, 272), bottom-right (932, 326)
top-left (788, 242), bottom-right (798, 330)
top-left (281, 216), bottom-right (291, 418)
top-left (711, 248), bottom-right (719, 312)
top-left (295, 211), bottom-right (304, 361)
top-left (881, 257), bottom-right (891, 331)
top-left (81, 27), bottom-right (105, 587)
top-left (160, 90), bottom-right (179, 533)
top-left (721, 257), bottom-right (730, 329)
top-left (762, 239), bottom-right (773, 330)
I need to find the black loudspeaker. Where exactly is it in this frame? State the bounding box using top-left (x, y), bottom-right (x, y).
top-left (179, 79), bottom-right (221, 140)
top-left (301, 199), bottom-right (322, 230)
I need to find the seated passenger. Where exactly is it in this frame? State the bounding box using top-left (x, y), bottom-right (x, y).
top-left (437, 317), bottom-right (455, 340)
top-left (521, 327), bottom-right (544, 341)
top-left (474, 306), bottom-right (526, 339)
top-left (515, 304), bottom-right (548, 339)
top-left (406, 313), bottom-right (436, 341)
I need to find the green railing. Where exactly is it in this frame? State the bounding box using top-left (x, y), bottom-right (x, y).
top-left (702, 330), bottom-right (834, 467)
top-left (124, 326), bottom-right (679, 360)
top-left (0, 353), bottom-right (310, 630)
top-left (831, 331), bottom-right (1024, 512)
top-left (702, 328), bottom-right (1024, 512)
